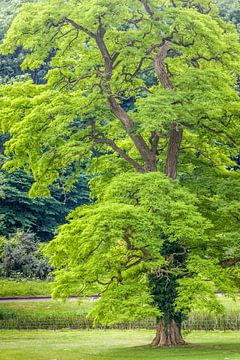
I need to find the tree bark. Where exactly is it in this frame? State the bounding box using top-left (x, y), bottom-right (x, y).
top-left (154, 42), bottom-right (183, 179)
top-left (152, 319), bottom-right (185, 347)
top-left (165, 122), bottom-right (183, 180)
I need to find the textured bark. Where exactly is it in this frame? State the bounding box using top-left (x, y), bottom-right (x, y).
top-left (154, 42), bottom-right (183, 179)
top-left (153, 42), bottom-right (184, 345)
top-left (155, 42), bottom-right (173, 89)
top-left (165, 122), bottom-right (183, 180)
top-left (152, 319), bottom-right (185, 347)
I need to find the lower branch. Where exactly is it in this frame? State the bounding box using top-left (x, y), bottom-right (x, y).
top-left (93, 136), bottom-right (145, 173)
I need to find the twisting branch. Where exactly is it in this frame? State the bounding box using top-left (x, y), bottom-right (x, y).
top-left (91, 123), bottom-right (145, 173)
top-left (140, 0), bottom-right (154, 17)
top-left (64, 17), bottom-right (96, 38)
top-left (220, 257), bottom-right (240, 268)
top-left (95, 21), bottom-right (157, 172)
top-left (52, 16), bottom-right (159, 172)
top-left (155, 42), bottom-right (173, 89)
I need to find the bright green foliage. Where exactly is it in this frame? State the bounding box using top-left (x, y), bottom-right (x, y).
top-left (0, 0), bottom-right (33, 84)
top-left (0, 0), bottom-right (26, 38)
top-left (46, 172), bottom-right (212, 324)
top-left (0, 0), bottom-right (239, 193)
top-left (179, 165), bottom-right (240, 297)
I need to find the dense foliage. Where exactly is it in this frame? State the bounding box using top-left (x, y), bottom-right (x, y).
top-left (0, 3), bottom-right (90, 240)
top-left (0, 152), bottom-right (89, 240)
top-left (0, 0), bottom-right (239, 193)
top-left (0, 232), bottom-right (51, 279)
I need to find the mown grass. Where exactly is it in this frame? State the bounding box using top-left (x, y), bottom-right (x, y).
top-left (0, 330), bottom-right (239, 360)
top-left (0, 298), bottom-right (93, 317)
top-left (0, 298), bottom-right (96, 329)
top-left (0, 279), bottom-right (52, 297)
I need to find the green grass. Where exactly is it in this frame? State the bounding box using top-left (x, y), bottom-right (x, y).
top-left (0, 299), bottom-right (93, 317)
top-left (218, 294), bottom-right (240, 311)
top-left (0, 279), bottom-right (52, 297)
top-left (0, 330), bottom-right (239, 360)
top-left (0, 299), bottom-right (96, 329)
top-left (0, 295), bottom-right (239, 330)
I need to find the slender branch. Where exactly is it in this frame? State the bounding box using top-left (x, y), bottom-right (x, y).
top-left (64, 17), bottom-right (96, 38)
top-left (93, 137), bottom-right (145, 173)
top-left (220, 257), bottom-right (240, 268)
top-left (140, 0), bottom-right (154, 17)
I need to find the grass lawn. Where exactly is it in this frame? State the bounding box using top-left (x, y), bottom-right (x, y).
top-left (0, 330), bottom-right (239, 360)
top-left (0, 295), bottom-right (239, 330)
top-left (0, 279), bottom-right (52, 297)
top-left (0, 298), bottom-right (93, 317)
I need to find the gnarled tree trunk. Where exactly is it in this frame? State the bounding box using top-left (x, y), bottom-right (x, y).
top-left (152, 319), bottom-right (185, 347)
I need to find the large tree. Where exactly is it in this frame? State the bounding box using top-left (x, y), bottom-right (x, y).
top-left (0, 0), bottom-right (240, 346)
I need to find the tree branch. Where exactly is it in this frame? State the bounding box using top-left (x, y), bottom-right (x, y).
top-left (140, 0), bottom-right (154, 17)
top-left (155, 42), bottom-right (173, 89)
top-left (220, 257), bottom-right (240, 268)
top-left (93, 136), bottom-right (145, 173)
top-left (64, 17), bottom-right (96, 38)
top-left (94, 22), bottom-right (157, 172)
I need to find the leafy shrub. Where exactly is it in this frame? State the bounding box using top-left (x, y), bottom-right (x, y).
top-left (0, 232), bottom-right (52, 279)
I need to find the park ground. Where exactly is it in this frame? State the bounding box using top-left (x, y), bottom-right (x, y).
top-left (0, 330), bottom-right (240, 360)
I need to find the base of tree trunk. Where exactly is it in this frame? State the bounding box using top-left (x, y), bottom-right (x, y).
top-left (152, 319), bottom-right (186, 347)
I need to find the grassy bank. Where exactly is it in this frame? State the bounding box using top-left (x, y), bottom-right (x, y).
top-left (0, 298), bottom-right (239, 330)
top-left (0, 279), bottom-right (52, 297)
top-left (0, 299), bottom-right (95, 330)
top-left (0, 280), bottom-right (239, 331)
top-left (0, 330), bottom-right (239, 360)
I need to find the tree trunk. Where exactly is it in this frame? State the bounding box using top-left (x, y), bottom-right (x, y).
top-left (152, 319), bottom-right (185, 347)
top-left (165, 122), bottom-right (183, 180)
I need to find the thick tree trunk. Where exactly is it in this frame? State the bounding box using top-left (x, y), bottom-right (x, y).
top-left (165, 122), bottom-right (183, 180)
top-left (152, 319), bottom-right (185, 347)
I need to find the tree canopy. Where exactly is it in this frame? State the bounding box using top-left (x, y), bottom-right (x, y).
top-left (0, 0), bottom-right (239, 193)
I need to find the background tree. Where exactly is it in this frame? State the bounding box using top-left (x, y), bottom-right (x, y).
top-left (0, 231), bottom-right (51, 279)
top-left (217, 0), bottom-right (240, 32)
top-left (0, 154), bottom-right (89, 240)
top-left (0, 0), bottom-right (240, 346)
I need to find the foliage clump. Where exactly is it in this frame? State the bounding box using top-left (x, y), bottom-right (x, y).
top-left (0, 232), bottom-right (51, 279)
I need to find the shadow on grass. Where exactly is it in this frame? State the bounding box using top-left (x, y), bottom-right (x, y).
top-left (98, 341), bottom-right (240, 360)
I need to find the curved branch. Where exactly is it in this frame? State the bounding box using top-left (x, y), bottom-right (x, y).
top-left (140, 0), bottom-right (154, 17)
top-left (95, 23), bottom-right (157, 172)
top-left (155, 42), bottom-right (173, 89)
top-left (64, 17), bottom-right (96, 39)
top-left (93, 136), bottom-right (145, 173)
